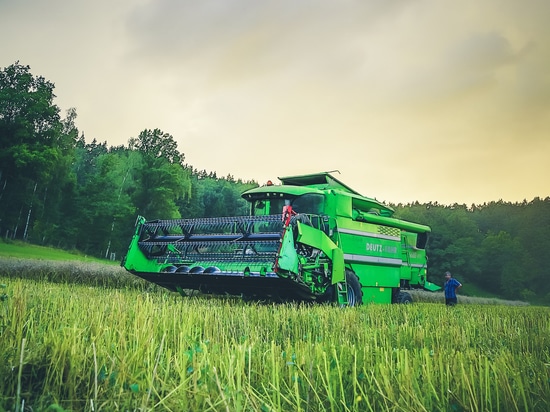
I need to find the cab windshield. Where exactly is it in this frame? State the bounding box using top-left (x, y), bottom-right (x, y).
top-left (252, 194), bottom-right (324, 216)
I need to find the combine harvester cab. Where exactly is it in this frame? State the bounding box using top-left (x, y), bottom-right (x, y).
top-left (121, 172), bottom-right (440, 305)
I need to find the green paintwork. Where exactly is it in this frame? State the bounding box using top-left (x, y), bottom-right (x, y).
top-left (295, 221), bottom-right (345, 284)
top-left (276, 226), bottom-right (300, 274)
top-left (122, 172), bottom-right (441, 305)
top-left (423, 281), bottom-right (441, 292)
top-left (121, 216), bottom-right (163, 273)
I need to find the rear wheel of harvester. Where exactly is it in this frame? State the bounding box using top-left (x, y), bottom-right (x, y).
top-left (397, 291), bottom-right (413, 304)
top-left (345, 270), bottom-right (363, 306)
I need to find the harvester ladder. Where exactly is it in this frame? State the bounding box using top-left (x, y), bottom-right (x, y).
top-left (336, 282), bottom-right (349, 306)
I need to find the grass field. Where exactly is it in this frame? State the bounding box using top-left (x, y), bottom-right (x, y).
top-left (0, 239), bottom-right (116, 264)
top-left (1, 273), bottom-right (549, 411)
top-left (0, 243), bottom-right (547, 410)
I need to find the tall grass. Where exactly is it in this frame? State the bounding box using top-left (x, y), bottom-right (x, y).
top-left (1, 277), bottom-right (549, 411)
top-left (0, 257), bottom-right (531, 306)
top-left (0, 257), bottom-right (150, 290)
top-left (410, 289), bottom-right (530, 306)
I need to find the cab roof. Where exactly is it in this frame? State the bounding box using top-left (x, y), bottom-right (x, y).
top-left (242, 172), bottom-right (394, 216)
top-left (278, 172), bottom-right (361, 195)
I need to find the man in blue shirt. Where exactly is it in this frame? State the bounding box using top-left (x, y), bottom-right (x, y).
top-left (444, 271), bottom-right (462, 306)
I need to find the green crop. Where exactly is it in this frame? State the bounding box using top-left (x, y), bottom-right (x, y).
top-left (0, 276), bottom-right (549, 411)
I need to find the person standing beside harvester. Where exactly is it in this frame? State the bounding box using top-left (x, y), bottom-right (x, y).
top-left (444, 271), bottom-right (462, 306)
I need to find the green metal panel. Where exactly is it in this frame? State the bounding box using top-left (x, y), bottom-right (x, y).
top-left (353, 264), bottom-right (401, 288)
top-left (295, 221), bottom-right (345, 284)
top-left (361, 287), bottom-right (393, 304)
top-left (400, 264), bottom-right (412, 281)
top-left (354, 211), bottom-right (431, 233)
top-left (335, 193), bottom-right (353, 218)
top-left (243, 185), bottom-right (324, 197)
top-left (122, 217), bottom-right (165, 273)
top-left (277, 226), bottom-right (300, 274)
top-left (423, 281), bottom-right (441, 292)
top-left (278, 172), bottom-right (362, 194)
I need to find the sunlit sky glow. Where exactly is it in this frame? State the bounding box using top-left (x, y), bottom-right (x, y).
top-left (2, 0), bottom-right (549, 205)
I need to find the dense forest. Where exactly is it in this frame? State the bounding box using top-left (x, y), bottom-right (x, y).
top-left (1, 62), bottom-right (549, 304)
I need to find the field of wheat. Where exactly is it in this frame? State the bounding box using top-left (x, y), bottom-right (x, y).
top-left (0, 260), bottom-right (549, 411)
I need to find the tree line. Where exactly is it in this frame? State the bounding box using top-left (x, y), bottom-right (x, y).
top-left (0, 62), bottom-right (256, 259)
top-left (393, 200), bottom-right (549, 303)
top-left (1, 62), bottom-right (548, 304)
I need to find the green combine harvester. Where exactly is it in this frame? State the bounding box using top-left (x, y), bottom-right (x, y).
top-left (121, 172), bottom-right (440, 305)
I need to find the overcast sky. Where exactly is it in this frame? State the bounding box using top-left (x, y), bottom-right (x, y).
top-left (1, 0), bottom-right (549, 205)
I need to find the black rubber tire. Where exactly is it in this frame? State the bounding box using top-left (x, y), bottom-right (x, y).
top-left (345, 269), bottom-right (363, 306)
top-left (397, 291), bottom-right (413, 304)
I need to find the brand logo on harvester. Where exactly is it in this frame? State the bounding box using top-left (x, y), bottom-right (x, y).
top-left (366, 243), bottom-right (398, 254)
top-left (366, 243), bottom-right (383, 252)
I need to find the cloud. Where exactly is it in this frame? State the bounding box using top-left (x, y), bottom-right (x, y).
top-left (124, 1), bottom-right (405, 84)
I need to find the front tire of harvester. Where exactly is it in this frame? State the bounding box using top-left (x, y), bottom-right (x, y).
top-left (346, 270), bottom-right (363, 306)
top-left (397, 291), bottom-right (413, 304)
